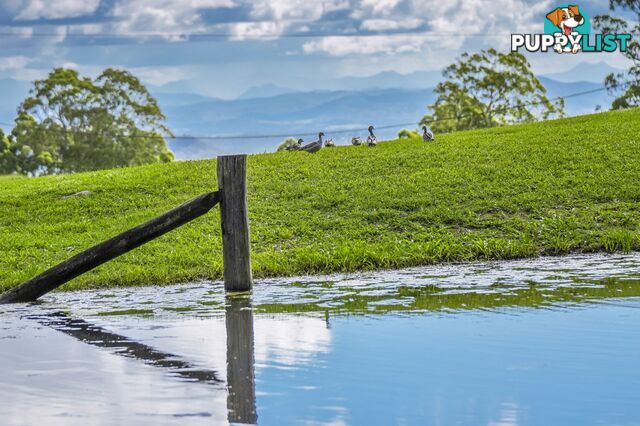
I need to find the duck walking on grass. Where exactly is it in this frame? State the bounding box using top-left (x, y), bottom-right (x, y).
top-left (351, 137), bottom-right (362, 146)
top-left (325, 138), bottom-right (335, 147)
top-left (300, 132), bottom-right (324, 153)
top-left (422, 125), bottom-right (435, 142)
top-left (366, 125), bottom-right (377, 146)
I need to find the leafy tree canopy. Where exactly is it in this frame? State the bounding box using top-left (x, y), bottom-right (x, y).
top-left (0, 128), bottom-right (16, 175)
top-left (397, 129), bottom-right (419, 139)
top-left (277, 137), bottom-right (299, 152)
top-left (594, 1), bottom-right (640, 109)
top-left (421, 49), bottom-right (564, 133)
top-left (7, 68), bottom-right (174, 175)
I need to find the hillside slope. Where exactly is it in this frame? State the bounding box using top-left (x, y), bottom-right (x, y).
top-left (1, 75), bottom-right (614, 159)
top-left (1, 109), bottom-right (640, 292)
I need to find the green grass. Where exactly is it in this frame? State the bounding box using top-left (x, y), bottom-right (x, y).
top-left (2, 108), bottom-right (640, 292)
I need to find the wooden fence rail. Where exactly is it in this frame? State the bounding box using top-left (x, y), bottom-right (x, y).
top-left (0, 154), bottom-right (252, 304)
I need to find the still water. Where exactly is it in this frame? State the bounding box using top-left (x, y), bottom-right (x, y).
top-left (1, 253), bottom-right (640, 425)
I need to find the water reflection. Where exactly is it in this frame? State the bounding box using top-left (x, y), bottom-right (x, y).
top-left (2, 253), bottom-right (640, 424)
top-left (31, 253), bottom-right (640, 318)
top-left (23, 300), bottom-right (261, 424)
top-left (29, 311), bottom-right (222, 385)
top-left (225, 295), bottom-right (257, 424)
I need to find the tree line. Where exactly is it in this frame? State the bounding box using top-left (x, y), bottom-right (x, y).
top-left (419, 2), bottom-right (639, 134)
top-left (0, 68), bottom-right (174, 176)
top-left (3, 1), bottom-right (639, 175)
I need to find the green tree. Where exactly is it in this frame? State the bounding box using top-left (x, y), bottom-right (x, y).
top-left (0, 128), bottom-right (16, 174)
top-left (594, 1), bottom-right (640, 109)
top-left (277, 137), bottom-right (299, 152)
top-left (397, 129), bottom-right (418, 139)
top-left (421, 49), bottom-right (564, 133)
top-left (10, 68), bottom-right (174, 175)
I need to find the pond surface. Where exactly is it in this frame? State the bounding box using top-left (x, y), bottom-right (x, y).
top-left (1, 253), bottom-right (640, 425)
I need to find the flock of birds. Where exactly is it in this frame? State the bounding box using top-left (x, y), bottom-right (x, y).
top-left (285, 125), bottom-right (435, 153)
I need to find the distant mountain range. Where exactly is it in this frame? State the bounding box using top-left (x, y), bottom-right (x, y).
top-left (165, 88), bottom-right (436, 158)
top-left (541, 61), bottom-right (622, 83)
top-left (538, 77), bottom-right (612, 114)
top-left (0, 62), bottom-right (624, 159)
top-left (238, 84), bottom-right (297, 99)
top-left (317, 70), bottom-right (443, 91)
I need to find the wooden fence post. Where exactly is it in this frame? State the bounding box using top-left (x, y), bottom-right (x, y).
top-left (217, 155), bottom-right (253, 292)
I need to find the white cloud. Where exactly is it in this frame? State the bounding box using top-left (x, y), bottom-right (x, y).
top-left (248, 0), bottom-right (326, 21)
top-left (2, 68), bottom-right (46, 82)
top-left (128, 66), bottom-right (194, 86)
top-left (303, 34), bottom-right (431, 56)
top-left (106, 314), bottom-right (332, 375)
top-left (0, 26), bottom-right (33, 37)
top-left (107, 0), bottom-right (349, 40)
top-left (426, 0), bottom-right (553, 36)
top-left (0, 0), bottom-right (23, 16)
top-left (354, 0), bottom-right (403, 17)
top-left (229, 21), bottom-right (292, 40)
top-left (246, 0), bottom-right (351, 22)
top-left (0, 55), bottom-right (32, 71)
top-left (60, 61), bottom-right (79, 69)
top-left (71, 23), bottom-right (104, 35)
top-left (4, 0), bottom-right (555, 51)
top-left (360, 18), bottom-right (424, 31)
top-left (302, 0), bottom-right (555, 56)
top-left (254, 316), bottom-right (332, 366)
top-left (108, 0), bottom-right (235, 36)
top-left (1, 60), bottom-right (193, 87)
top-left (14, 0), bottom-right (100, 20)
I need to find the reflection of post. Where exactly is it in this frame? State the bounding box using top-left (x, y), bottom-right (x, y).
top-left (226, 296), bottom-right (257, 424)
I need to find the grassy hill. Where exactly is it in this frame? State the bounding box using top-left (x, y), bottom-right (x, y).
top-left (1, 108), bottom-right (640, 292)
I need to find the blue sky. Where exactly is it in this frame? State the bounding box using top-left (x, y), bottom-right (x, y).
top-left (0, 0), bottom-right (635, 98)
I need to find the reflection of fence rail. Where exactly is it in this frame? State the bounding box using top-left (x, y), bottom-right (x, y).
top-left (0, 154), bottom-right (253, 304)
top-left (31, 311), bottom-right (223, 384)
top-left (32, 297), bottom-right (258, 423)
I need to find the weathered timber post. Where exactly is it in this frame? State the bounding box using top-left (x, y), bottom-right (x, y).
top-left (217, 155), bottom-right (253, 292)
top-left (0, 192), bottom-right (220, 304)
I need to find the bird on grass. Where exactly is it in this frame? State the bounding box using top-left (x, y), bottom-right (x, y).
top-left (300, 132), bottom-right (324, 153)
top-left (325, 138), bottom-right (335, 147)
top-left (422, 125), bottom-right (435, 142)
top-left (366, 125), bottom-right (377, 146)
top-left (351, 137), bottom-right (362, 146)
top-left (285, 138), bottom-right (304, 151)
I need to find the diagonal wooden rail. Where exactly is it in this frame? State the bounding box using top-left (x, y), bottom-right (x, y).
top-left (0, 154), bottom-right (253, 304)
top-left (0, 191), bottom-right (221, 304)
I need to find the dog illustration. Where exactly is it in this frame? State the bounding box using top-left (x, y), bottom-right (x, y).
top-left (546, 5), bottom-right (585, 54)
